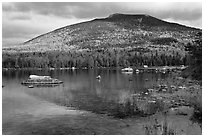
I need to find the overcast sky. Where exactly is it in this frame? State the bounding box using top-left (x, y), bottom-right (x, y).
top-left (2, 2), bottom-right (202, 47)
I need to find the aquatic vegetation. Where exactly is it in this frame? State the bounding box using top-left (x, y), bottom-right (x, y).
top-left (144, 116), bottom-right (176, 135)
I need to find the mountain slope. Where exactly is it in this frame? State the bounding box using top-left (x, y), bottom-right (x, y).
top-left (3, 13), bottom-right (200, 53)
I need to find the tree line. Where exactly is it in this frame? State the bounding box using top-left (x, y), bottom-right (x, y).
top-left (3, 47), bottom-right (189, 69)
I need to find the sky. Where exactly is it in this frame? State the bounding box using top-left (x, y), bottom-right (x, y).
top-left (2, 2), bottom-right (202, 47)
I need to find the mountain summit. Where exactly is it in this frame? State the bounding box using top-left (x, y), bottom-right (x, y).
top-left (4, 13), bottom-right (200, 53)
top-left (97, 13), bottom-right (195, 30)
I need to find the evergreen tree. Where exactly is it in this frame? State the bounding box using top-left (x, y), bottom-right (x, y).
top-left (185, 32), bottom-right (202, 80)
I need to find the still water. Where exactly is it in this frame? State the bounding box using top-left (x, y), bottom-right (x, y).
top-left (2, 69), bottom-right (172, 118)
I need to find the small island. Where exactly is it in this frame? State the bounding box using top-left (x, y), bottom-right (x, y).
top-left (21, 75), bottom-right (63, 86)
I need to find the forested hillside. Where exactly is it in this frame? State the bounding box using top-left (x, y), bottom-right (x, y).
top-left (2, 14), bottom-right (201, 68)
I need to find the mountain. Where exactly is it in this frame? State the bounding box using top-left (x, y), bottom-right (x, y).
top-left (2, 13), bottom-right (201, 69)
top-left (3, 13), bottom-right (200, 53)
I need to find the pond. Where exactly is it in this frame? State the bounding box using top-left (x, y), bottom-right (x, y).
top-left (2, 69), bottom-right (172, 118)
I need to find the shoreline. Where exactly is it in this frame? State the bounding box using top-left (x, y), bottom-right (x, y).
top-left (3, 90), bottom-right (201, 135)
top-left (2, 65), bottom-right (186, 71)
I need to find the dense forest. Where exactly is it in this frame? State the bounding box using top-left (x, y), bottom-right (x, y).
top-left (183, 32), bottom-right (202, 80)
top-left (3, 47), bottom-right (189, 69)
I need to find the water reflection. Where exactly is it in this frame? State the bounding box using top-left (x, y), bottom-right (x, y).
top-left (3, 69), bottom-right (172, 117)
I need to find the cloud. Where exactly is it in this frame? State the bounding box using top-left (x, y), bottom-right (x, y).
top-left (3, 2), bottom-right (202, 20)
top-left (10, 14), bottom-right (31, 20)
top-left (2, 2), bottom-right (202, 47)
